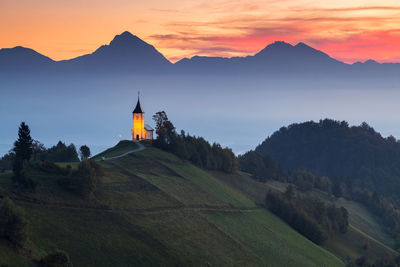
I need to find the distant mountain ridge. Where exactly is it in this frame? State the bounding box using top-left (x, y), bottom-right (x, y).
top-left (0, 31), bottom-right (399, 75)
top-left (58, 31), bottom-right (171, 72)
top-left (0, 46), bottom-right (54, 71)
top-left (174, 41), bottom-right (348, 74)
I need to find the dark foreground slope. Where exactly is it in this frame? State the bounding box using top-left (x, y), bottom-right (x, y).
top-left (0, 145), bottom-right (343, 266)
top-left (212, 171), bottom-right (398, 264)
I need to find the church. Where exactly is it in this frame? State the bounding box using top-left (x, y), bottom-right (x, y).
top-left (132, 96), bottom-right (154, 141)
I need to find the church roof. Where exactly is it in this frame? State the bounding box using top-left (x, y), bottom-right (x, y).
top-left (132, 98), bottom-right (143, 113)
top-left (145, 124), bottom-right (154, 131)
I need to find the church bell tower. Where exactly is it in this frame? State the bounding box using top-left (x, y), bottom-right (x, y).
top-left (132, 94), bottom-right (145, 141)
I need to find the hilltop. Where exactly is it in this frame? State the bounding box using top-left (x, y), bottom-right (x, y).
top-left (1, 137), bottom-right (398, 266)
top-left (255, 119), bottom-right (400, 199)
top-left (0, 141), bottom-right (344, 266)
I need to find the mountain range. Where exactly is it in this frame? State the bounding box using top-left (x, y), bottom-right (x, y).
top-left (0, 31), bottom-right (399, 76)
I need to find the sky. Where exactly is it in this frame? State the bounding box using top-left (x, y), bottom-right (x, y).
top-left (1, 0), bottom-right (400, 63)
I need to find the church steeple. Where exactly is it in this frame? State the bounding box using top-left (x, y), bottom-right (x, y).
top-left (133, 93), bottom-right (143, 114)
top-left (132, 91), bottom-right (153, 142)
top-left (133, 98), bottom-right (143, 114)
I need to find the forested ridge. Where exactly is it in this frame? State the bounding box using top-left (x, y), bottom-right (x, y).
top-left (256, 119), bottom-right (400, 199)
top-left (249, 119), bottom-right (400, 250)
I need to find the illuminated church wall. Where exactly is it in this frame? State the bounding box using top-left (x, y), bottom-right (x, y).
top-left (131, 96), bottom-right (153, 141)
top-left (132, 113), bottom-right (145, 141)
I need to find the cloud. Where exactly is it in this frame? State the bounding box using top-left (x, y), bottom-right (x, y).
top-left (291, 29), bottom-right (400, 63)
top-left (150, 33), bottom-right (257, 60)
top-left (292, 6), bottom-right (400, 12)
top-left (149, 8), bottom-right (182, 14)
top-left (141, 1), bottom-right (400, 63)
top-left (193, 0), bottom-right (261, 13)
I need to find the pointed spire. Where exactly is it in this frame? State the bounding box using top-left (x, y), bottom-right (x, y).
top-left (133, 91), bottom-right (143, 113)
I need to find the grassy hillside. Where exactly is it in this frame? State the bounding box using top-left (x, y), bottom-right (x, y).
top-left (211, 170), bottom-right (397, 263)
top-left (0, 143), bottom-right (345, 266)
top-left (92, 140), bottom-right (138, 160)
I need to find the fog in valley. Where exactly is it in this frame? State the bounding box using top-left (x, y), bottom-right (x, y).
top-left (1, 73), bottom-right (400, 157)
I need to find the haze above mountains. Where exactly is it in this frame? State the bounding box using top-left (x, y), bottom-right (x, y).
top-left (1, 31), bottom-right (399, 76)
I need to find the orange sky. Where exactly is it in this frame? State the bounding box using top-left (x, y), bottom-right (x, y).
top-left (1, 0), bottom-right (400, 63)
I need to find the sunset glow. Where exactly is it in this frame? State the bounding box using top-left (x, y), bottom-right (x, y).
top-left (1, 0), bottom-right (400, 63)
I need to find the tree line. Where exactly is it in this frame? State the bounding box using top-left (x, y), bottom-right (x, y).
top-left (255, 119), bottom-right (400, 202)
top-left (2, 122), bottom-right (100, 196)
top-left (152, 111), bottom-right (237, 173)
top-left (0, 122), bottom-right (100, 266)
top-left (266, 185), bottom-right (349, 245)
top-left (238, 151), bottom-right (335, 195)
top-left (1, 123), bottom-right (92, 173)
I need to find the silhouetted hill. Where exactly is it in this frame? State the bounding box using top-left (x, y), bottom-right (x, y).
top-left (175, 41), bottom-right (348, 74)
top-left (255, 119), bottom-right (400, 200)
top-left (252, 42), bottom-right (345, 67)
top-left (0, 144), bottom-right (344, 266)
top-left (0, 46), bottom-right (54, 71)
top-left (0, 32), bottom-right (399, 76)
top-left (59, 31), bottom-right (171, 73)
top-left (352, 59), bottom-right (400, 76)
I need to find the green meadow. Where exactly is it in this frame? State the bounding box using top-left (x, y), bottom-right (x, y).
top-left (0, 142), bottom-right (351, 266)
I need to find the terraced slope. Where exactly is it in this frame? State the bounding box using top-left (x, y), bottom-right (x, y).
top-left (211, 170), bottom-right (398, 263)
top-left (0, 145), bottom-right (344, 266)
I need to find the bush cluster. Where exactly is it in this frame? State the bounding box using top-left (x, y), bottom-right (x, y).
top-left (0, 197), bottom-right (28, 248)
top-left (239, 152), bottom-right (334, 194)
top-left (35, 141), bottom-right (80, 163)
top-left (40, 250), bottom-right (73, 267)
top-left (238, 151), bottom-right (279, 181)
top-left (58, 160), bottom-right (103, 198)
top-left (266, 187), bottom-right (348, 245)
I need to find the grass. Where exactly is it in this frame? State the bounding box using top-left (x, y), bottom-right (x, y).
top-left (0, 144), bottom-right (346, 266)
top-left (164, 161), bottom-right (255, 208)
top-left (212, 172), bottom-right (397, 263)
top-left (92, 140), bottom-right (138, 159)
top-left (210, 170), bottom-right (272, 204)
top-left (129, 209), bottom-right (262, 266)
top-left (203, 209), bottom-right (344, 266)
top-left (21, 203), bottom-right (178, 266)
top-left (295, 187), bottom-right (398, 254)
top-left (0, 240), bottom-right (34, 267)
top-left (330, 197), bottom-right (396, 249)
top-left (324, 225), bottom-right (396, 263)
top-left (113, 148), bottom-right (254, 208)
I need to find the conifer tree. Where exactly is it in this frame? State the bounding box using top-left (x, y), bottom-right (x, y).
top-left (13, 122), bottom-right (33, 173)
top-left (13, 122), bottom-right (33, 163)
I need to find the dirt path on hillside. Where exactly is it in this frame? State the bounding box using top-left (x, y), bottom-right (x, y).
top-left (10, 195), bottom-right (261, 215)
top-left (98, 142), bottom-right (146, 161)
